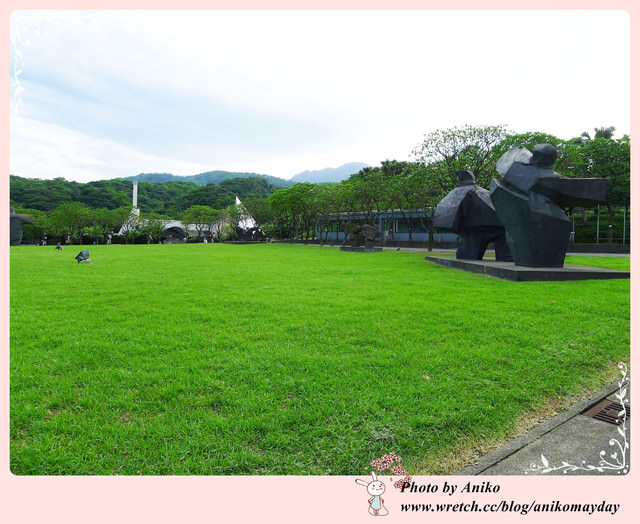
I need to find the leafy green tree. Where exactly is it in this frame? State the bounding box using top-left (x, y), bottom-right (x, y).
top-left (215, 204), bottom-right (242, 241)
top-left (85, 207), bottom-right (130, 242)
top-left (410, 132), bottom-right (464, 251)
top-left (407, 162), bottom-right (453, 250)
top-left (139, 214), bottom-right (173, 244)
top-left (267, 183), bottom-right (327, 240)
top-left (341, 167), bottom-right (386, 226)
top-left (268, 188), bottom-right (294, 239)
top-left (288, 183), bottom-right (322, 240)
top-left (80, 208), bottom-right (116, 243)
top-left (333, 178), bottom-right (359, 234)
top-left (242, 197), bottom-right (274, 234)
top-left (182, 205), bottom-right (219, 240)
top-left (578, 126), bottom-right (616, 140)
top-left (315, 184), bottom-right (341, 244)
top-left (594, 126), bottom-right (616, 139)
top-left (48, 202), bottom-right (92, 243)
top-left (575, 137), bottom-right (630, 243)
top-left (380, 160), bottom-right (426, 242)
top-left (412, 124), bottom-right (509, 189)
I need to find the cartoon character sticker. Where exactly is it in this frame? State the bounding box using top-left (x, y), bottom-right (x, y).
top-left (355, 470), bottom-right (389, 516)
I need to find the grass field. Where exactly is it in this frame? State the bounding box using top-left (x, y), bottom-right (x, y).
top-left (10, 243), bottom-right (630, 475)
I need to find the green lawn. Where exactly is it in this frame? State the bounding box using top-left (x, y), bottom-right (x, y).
top-left (10, 243), bottom-right (630, 475)
top-left (565, 255), bottom-right (631, 271)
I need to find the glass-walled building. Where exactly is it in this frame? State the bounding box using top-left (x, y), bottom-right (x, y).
top-left (316, 210), bottom-right (458, 246)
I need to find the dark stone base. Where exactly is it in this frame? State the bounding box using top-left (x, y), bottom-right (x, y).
top-left (425, 256), bottom-right (630, 282)
top-left (340, 246), bottom-right (383, 253)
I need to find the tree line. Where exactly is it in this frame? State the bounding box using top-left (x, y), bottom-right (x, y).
top-left (10, 175), bottom-right (279, 215)
top-left (267, 125), bottom-right (630, 245)
top-left (11, 125), bottom-right (630, 245)
top-left (11, 175), bottom-right (281, 244)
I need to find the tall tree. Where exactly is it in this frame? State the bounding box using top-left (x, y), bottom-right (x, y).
top-left (315, 184), bottom-right (341, 244)
top-left (408, 161), bottom-right (453, 250)
top-left (182, 205), bottom-right (219, 240)
top-left (412, 124), bottom-right (509, 189)
top-left (380, 160), bottom-right (417, 242)
top-left (242, 197), bottom-right (273, 230)
top-left (139, 214), bottom-right (173, 244)
top-left (48, 202), bottom-right (92, 243)
top-left (580, 126), bottom-right (616, 140)
top-left (575, 137), bottom-right (630, 243)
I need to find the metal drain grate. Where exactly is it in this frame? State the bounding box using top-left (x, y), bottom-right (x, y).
top-left (583, 400), bottom-right (630, 426)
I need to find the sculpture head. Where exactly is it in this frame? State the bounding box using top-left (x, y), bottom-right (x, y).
top-left (495, 146), bottom-right (533, 176)
top-left (528, 143), bottom-right (557, 168)
top-left (456, 170), bottom-right (476, 186)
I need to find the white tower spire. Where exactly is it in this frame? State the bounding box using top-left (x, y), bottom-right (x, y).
top-left (132, 181), bottom-right (140, 216)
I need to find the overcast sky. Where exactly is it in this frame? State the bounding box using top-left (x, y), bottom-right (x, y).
top-left (9, 9), bottom-right (631, 183)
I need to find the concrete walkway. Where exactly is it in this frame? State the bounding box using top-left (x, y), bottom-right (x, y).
top-left (455, 381), bottom-right (630, 476)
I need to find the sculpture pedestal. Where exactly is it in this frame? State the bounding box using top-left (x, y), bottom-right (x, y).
top-left (425, 256), bottom-right (630, 282)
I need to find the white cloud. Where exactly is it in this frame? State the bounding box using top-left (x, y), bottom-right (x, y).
top-left (10, 116), bottom-right (214, 182)
top-left (10, 9), bottom-right (631, 182)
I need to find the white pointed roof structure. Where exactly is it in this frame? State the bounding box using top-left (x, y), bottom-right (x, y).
top-left (235, 196), bottom-right (258, 230)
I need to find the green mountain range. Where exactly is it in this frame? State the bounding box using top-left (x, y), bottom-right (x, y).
top-left (119, 170), bottom-right (294, 188)
top-left (289, 162), bottom-right (370, 183)
top-left (10, 163), bottom-right (371, 215)
top-left (120, 162), bottom-right (370, 187)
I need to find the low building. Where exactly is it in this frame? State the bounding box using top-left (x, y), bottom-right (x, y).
top-left (316, 210), bottom-right (458, 246)
top-left (116, 196), bottom-right (261, 243)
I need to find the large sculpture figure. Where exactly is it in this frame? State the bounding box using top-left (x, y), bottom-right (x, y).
top-left (434, 170), bottom-right (511, 261)
top-left (340, 223), bottom-right (381, 252)
top-left (347, 224), bottom-right (379, 249)
top-left (490, 144), bottom-right (607, 267)
top-left (10, 207), bottom-right (33, 246)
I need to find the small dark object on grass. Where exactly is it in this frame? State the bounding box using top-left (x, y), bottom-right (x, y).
top-left (75, 250), bottom-right (91, 263)
top-left (55, 243), bottom-right (63, 250)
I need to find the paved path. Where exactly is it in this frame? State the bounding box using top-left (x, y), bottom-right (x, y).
top-left (455, 381), bottom-right (630, 476)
